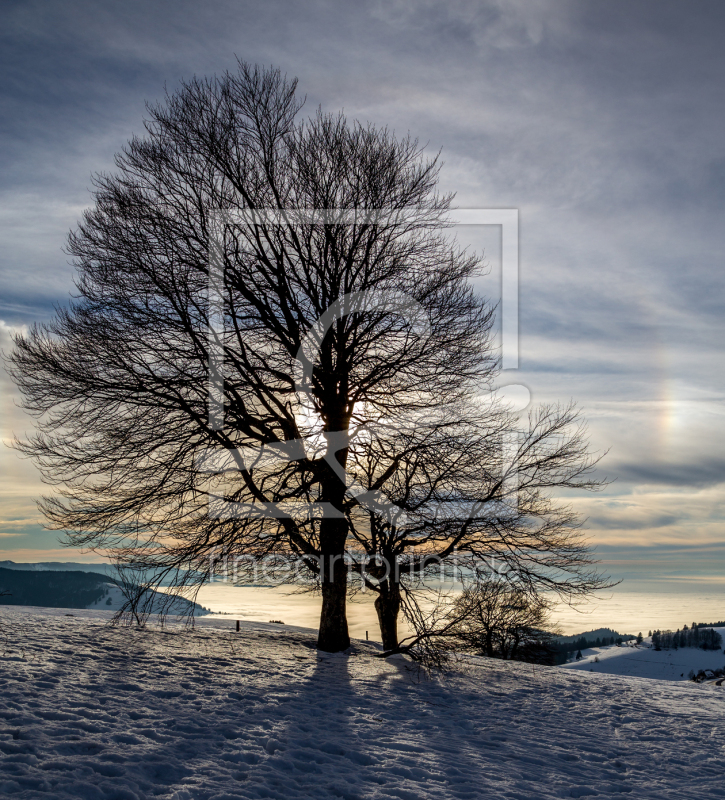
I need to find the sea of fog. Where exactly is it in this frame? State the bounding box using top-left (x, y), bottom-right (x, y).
top-left (196, 579), bottom-right (725, 639)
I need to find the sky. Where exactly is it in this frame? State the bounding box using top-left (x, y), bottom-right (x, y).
top-left (1, 0), bottom-right (725, 592)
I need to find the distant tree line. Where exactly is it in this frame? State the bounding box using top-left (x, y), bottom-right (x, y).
top-left (550, 633), bottom-right (635, 664)
top-left (652, 624), bottom-right (723, 651)
top-left (566, 634), bottom-right (630, 650)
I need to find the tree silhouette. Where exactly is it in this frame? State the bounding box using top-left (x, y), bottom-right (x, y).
top-left (7, 61), bottom-right (492, 652)
top-left (345, 399), bottom-right (609, 651)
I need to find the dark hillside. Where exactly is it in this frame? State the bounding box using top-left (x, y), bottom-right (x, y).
top-left (0, 567), bottom-right (112, 609)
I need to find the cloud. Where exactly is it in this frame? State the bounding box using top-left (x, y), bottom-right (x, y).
top-left (0, 517), bottom-right (43, 531)
top-left (1, 319), bottom-right (45, 531)
top-left (2, 0), bottom-right (725, 570)
top-left (611, 460), bottom-right (725, 490)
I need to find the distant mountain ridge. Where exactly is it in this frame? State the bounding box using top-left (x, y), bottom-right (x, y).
top-left (0, 560), bottom-right (117, 576)
top-left (0, 566), bottom-right (117, 609)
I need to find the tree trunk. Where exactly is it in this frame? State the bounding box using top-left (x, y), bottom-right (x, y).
top-left (316, 516), bottom-right (351, 652)
top-left (315, 417), bottom-right (353, 652)
top-left (374, 581), bottom-right (401, 652)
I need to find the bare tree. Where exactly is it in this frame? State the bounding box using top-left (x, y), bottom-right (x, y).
top-left (449, 579), bottom-right (561, 663)
top-left (110, 562), bottom-right (155, 628)
top-left (7, 61), bottom-right (493, 652)
top-left (374, 575), bottom-right (563, 669)
top-left (343, 399), bottom-right (611, 652)
top-left (374, 590), bottom-right (466, 672)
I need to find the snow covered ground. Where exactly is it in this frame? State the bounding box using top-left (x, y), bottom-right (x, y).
top-left (1, 607), bottom-right (724, 799)
top-left (562, 631), bottom-right (725, 682)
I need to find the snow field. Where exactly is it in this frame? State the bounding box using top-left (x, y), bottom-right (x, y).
top-left (1, 606), bottom-right (724, 799)
top-left (562, 631), bottom-right (725, 681)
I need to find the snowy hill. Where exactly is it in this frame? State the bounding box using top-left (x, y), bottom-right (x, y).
top-left (562, 632), bottom-right (725, 681)
top-left (1, 607), bottom-right (725, 799)
top-left (0, 567), bottom-right (208, 616)
top-left (85, 582), bottom-right (209, 616)
top-left (0, 567), bottom-right (117, 609)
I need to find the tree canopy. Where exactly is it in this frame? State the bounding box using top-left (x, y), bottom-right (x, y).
top-left (8, 61), bottom-right (609, 652)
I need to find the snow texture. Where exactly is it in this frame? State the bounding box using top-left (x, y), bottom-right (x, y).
top-left (1, 606), bottom-right (724, 799)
